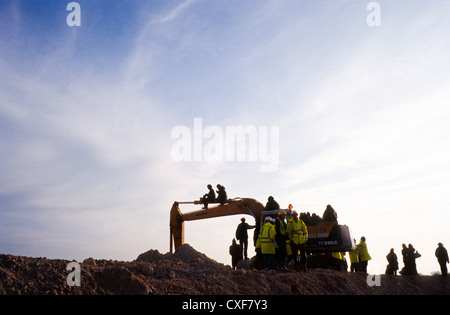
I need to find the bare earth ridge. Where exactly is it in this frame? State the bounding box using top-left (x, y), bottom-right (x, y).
top-left (1, 244), bottom-right (449, 295)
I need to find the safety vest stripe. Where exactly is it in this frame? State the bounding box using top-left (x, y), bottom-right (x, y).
top-left (261, 226), bottom-right (273, 243)
top-left (290, 221), bottom-right (305, 234)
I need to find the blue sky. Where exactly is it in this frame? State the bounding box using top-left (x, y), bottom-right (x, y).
top-left (1, 0), bottom-right (450, 275)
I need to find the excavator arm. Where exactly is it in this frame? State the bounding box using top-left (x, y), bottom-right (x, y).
top-left (170, 198), bottom-right (265, 253)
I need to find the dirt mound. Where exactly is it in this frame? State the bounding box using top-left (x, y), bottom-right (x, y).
top-left (1, 245), bottom-right (449, 295)
top-left (172, 244), bottom-right (224, 267)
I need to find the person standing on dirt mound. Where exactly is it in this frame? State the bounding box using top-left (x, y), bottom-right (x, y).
top-left (235, 218), bottom-right (255, 260)
top-left (385, 248), bottom-right (399, 275)
top-left (275, 210), bottom-right (288, 271)
top-left (435, 242), bottom-right (449, 277)
top-left (357, 237), bottom-right (371, 272)
top-left (349, 239), bottom-right (359, 272)
top-left (260, 217), bottom-right (277, 270)
top-left (287, 210), bottom-right (308, 272)
top-left (400, 244), bottom-right (421, 275)
top-left (229, 239), bottom-right (243, 270)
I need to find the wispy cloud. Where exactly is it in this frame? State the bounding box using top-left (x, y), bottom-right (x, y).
top-left (2, 1), bottom-right (450, 274)
top-left (151, 0), bottom-right (198, 24)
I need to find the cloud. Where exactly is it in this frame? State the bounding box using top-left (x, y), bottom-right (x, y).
top-left (0, 42), bottom-right (179, 260)
top-left (151, 0), bottom-right (198, 25)
top-left (2, 1), bottom-right (450, 274)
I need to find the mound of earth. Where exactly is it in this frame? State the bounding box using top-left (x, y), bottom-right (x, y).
top-left (1, 244), bottom-right (449, 295)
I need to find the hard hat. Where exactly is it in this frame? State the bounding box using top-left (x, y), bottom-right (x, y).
top-left (264, 216), bottom-right (271, 221)
top-left (278, 210), bottom-right (286, 216)
top-left (292, 210), bottom-right (298, 215)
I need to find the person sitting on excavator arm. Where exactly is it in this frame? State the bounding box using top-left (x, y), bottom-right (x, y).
top-left (202, 184), bottom-right (216, 209)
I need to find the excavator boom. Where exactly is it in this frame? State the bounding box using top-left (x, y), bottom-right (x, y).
top-left (170, 198), bottom-right (265, 252)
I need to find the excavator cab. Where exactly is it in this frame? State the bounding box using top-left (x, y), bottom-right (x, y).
top-left (256, 208), bottom-right (355, 270)
top-left (257, 209), bottom-right (355, 253)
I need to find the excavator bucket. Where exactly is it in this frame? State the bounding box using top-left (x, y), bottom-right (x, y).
top-left (170, 202), bottom-right (184, 253)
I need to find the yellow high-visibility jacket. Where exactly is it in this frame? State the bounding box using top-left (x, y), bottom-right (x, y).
top-left (349, 249), bottom-right (359, 263)
top-left (260, 222), bottom-right (276, 255)
top-left (332, 252), bottom-right (346, 261)
top-left (287, 218), bottom-right (308, 245)
top-left (357, 241), bottom-right (372, 261)
top-left (255, 231), bottom-right (261, 250)
top-left (286, 240), bottom-right (293, 256)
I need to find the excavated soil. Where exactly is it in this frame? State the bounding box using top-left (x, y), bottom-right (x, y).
top-left (1, 244), bottom-right (449, 295)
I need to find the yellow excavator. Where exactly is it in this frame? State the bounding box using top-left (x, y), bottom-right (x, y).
top-left (170, 197), bottom-right (355, 270)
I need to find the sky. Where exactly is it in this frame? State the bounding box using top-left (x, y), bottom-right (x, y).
top-left (1, 0), bottom-right (449, 276)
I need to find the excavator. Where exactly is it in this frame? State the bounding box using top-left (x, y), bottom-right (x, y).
top-left (170, 197), bottom-right (355, 270)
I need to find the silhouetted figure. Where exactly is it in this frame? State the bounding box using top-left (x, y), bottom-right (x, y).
top-left (435, 242), bottom-right (449, 277)
top-left (400, 244), bottom-right (410, 275)
top-left (275, 210), bottom-right (288, 271)
top-left (264, 196), bottom-right (280, 210)
top-left (309, 213), bottom-right (322, 226)
top-left (322, 204), bottom-right (338, 222)
top-left (202, 184), bottom-right (216, 209)
top-left (216, 184), bottom-right (227, 205)
top-left (400, 243), bottom-right (420, 275)
top-left (300, 212), bottom-right (309, 225)
top-left (235, 218), bottom-right (255, 260)
top-left (229, 238), bottom-right (243, 270)
top-left (385, 248), bottom-right (399, 275)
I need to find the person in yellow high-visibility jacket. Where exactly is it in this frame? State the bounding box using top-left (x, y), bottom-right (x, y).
top-left (287, 210), bottom-right (308, 272)
top-left (260, 216), bottom-right (276, 270)
top-left (275, 210), bottom-right (288, 271)
top-left (348, 239), bottom-right (359, 272)
top-left (357, 236), bottom-right (372, 272)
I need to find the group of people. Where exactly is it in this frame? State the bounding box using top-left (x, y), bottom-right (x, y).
top-left (255, 209), bottom-right (309, 272)
top-left (230, 198), bottom-right (309, 272)
top-left (201, 184), bottom-right (227, 209)
top-left (384, 244), bottom-right (421, 275)
top-left (348, 237), bottom-right (372, 272)
top-left (256, 198), bottom-right (309, 272)
top-left (226, 193), bottom-right (450, 277)
top-left (384, 243), bottom-right (449, 276)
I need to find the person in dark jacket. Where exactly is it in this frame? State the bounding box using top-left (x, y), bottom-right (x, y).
top-left (202, 184), bottom-right (216, 209)
top-left (235, 218), bottom-right (255, 260)
top-left (400, 243), bottom-right (420, 275)
top-left (275, 210), bottom-right (288, 271)
top-left (229, 238), bottom-right (243, 270)
top-left (322, 204), bottom-right (338, 222)
top-left (385, 248), bottom-right (399, 275)
top-left (264, 196), bottom-right (280, 210)
top-left (216, 184), bottom-right (227, 205)
top-left (435, 242), bottom-right (449, 277)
